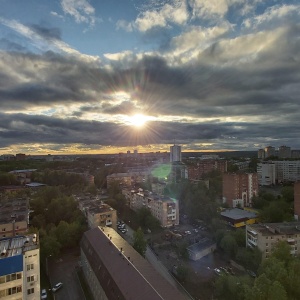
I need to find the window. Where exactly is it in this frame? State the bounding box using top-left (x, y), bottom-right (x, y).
top-left (27, 264), bottom-right (34, 271)
top-left (27, 288), bottom-right (34, 295)
top-left (27, 276), bottom-right (34, 283)
top-left (2, 228), bottom-right (5, 232)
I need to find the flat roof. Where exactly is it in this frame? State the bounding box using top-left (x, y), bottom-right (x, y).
top-left (248, 222), bottom-right (300, 236)
top-left (9, 169), bottom-right (37, 173)
top-left (0, 234), bottom-right (38, 259)
top-left (221, 208), bottom-right (257, 220)
top-left (82, 227), bottom-right (188, 300)
top-left (88, 203), bottom-right (115, 214)
top-left (25, 182), bottom-right (46, 187)
top-left (187, 238), bottom-right (215, 253)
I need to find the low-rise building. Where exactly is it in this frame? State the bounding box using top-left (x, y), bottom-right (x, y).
top-left (0, 233), bottom-right (40, 299)
top-left (0, 198), bottom-right (29, 238)
top-left (107, 172), bottom-right (149, 188)
top-left (221, 208), bottom-right (258, 228)
top-left (80, 227), bottom-right (187, 300)
top-left (187, 238), bottom-right (216, 261)
top-left (246, 222), bottom-right (300, 259)
top-left (86, 203), bottom-right (117, 230)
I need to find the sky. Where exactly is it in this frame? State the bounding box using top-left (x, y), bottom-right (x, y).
top-left (0, 0), bottom-right (300, 155)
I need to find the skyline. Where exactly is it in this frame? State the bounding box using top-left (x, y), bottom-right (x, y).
top-left (1, 0), bottom-right (300, 155)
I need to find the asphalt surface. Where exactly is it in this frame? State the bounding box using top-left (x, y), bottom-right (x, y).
top-left (48, 251), bottom-right (85, 300)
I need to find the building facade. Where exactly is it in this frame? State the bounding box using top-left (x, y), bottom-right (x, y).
top-left (222, 173), bottom-right (258, 208)
top-left (86, 203), bottom-right (117, 230)
top-left (170, 145), bottom-right (181, 162)
top-left (107, 172), bottom-right (149, 188)
top-left (246, 223), bottom-right (300, 259)
top-left (80, 227), bottom-right (186, 300)
top-left (0, 234), bottom-right (40, 299)
top-left (278, 146), bottom-right (291, 158)
top-left (125, 190), bottom-right (179, 227)
top-left (264, 146), bottom-right (276, 158)
top-left (257, 162), bottom-right (276, 186)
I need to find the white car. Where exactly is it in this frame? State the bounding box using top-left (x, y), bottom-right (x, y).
top-left (52, 282), bottom-right (63, 292)
top-left (41, 289), bottom-right (47, 299)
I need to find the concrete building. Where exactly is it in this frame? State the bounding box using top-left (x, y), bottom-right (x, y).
top-left (86, 203), bottom-right (117, 230)
top-left (0, 198), bottom-right (29, 238)
top-left (107, 172), bottom-right (149, 188)
top-left (8, 170), bottom-right (37, 185)
top-left (275, 161), bottom-right (300, 183)
top-left (80, 227), bottom-right (187, 300)
top-left (222, 173), bottom-right (258, 208)
top-left (278, 146), bottom-right (291, 158)
top-left (257, 149), bottom-right (265, 159)
top-left (294, 182), bottom-right (300, 220)
top-left (0, 234), bottom-right (40, 299)
top-left (246, 223), bottom-right (300, 259)
top-left (264, 146), bottom-right (276, 158)
top-left (126, 190), bottom-right (179, 227)
top-left (170, 145), bottom-right (181, 162)
top-left (187, 238), bottom-right (216, 261)
top-left (257, 162), bottom-right (276, 186)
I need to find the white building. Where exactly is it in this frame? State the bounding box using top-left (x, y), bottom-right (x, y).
top-left (0, 234), bottom-right (40, 299)
top-left (170, 145), bottom-right (181, 162)
top-left (257, 162), bottom-right (276, 185)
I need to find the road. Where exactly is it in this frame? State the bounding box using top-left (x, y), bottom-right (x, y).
top-left (48, 251), bottom-right (85, 300)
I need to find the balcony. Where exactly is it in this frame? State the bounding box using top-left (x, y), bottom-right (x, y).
top-left (247, 239), bottom-right (257, 246)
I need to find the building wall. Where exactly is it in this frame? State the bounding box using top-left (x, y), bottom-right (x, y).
top-left (278, 146), bottom-right (291, 158)
top-left (87, 209), bottom-right (117, 230)
top-left (223, 173), bottom-right (258, 207)
top-left (0, 221), bottom-right (28, 238)
top-left (188, 160), bottom-right (227, 181)
top-left (170, 145), bottom-right (181, 162)
top-left (257, 163), bottom-right (276, 186)
top-left (246, 224), bottom-right (300, 259)
top-left (274, 161), bottom-right (300, 183)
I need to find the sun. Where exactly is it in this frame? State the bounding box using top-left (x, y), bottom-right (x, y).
top-left (129, 114), bottom-right (147, 127)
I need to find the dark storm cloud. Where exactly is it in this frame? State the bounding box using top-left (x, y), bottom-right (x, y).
top-left (1, 112), bottom-right (300, 149)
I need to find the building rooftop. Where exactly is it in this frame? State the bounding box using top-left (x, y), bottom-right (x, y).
top-left (187, 238), bottom-right (215, 253)
top-left (9, 169), bottom-right (37, 173)
top-left (82, 227), bottom-right (188, 300)
top-left (87, 203), bottom-right (115, 214)
top-left (0, 234), bottom-right (39, 259)
top-left (248, 222), bottom-right (300, 236)
top-left (221, 208), bottom-right (257, 220)
top-left (25, 182), bottom-right (46, 187)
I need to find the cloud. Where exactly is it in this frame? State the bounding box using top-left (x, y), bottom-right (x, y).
top-left (133, 0), bottom-right (189, 32)
top-left (60, 0), bottom-right (96, 26)
top-left (116, 20), bottom-right (134, 32)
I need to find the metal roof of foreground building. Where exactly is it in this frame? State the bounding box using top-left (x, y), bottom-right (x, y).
top-left (81, 226), bottom-right (189, 300)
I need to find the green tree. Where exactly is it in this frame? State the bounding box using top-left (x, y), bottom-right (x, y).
top-left (220, 235), bottom-right (238, 258)
top-left (133, 228), bottom-right (147, 257)
top-left (176, 265), bottom-right (189, 282)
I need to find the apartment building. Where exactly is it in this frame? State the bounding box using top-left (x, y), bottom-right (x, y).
top-left (170, 144), bottom-right (182, 162)
top-left (246, 223), bottom-right (300, 259)
top-left (264, 146), bottom-right (276, 158)
top-left (222, 173), bottom-right (258, 208)
top-left (127, 190), bottom-right (179, 227)
top-left (106, 172), bottom-right (149, 188)
top-left (8, 170), bottom-right (37, 185)
top-left (0, 198), bottom-right (29, 238)
top-left (258, 149), bottom-right (265, 159)
top-left (278, 146), bottom-right (291, 158)
top-left (257, 162), bottom-right (276, 186)
top-left (80, 227), bottom-right (187, 300)
top-left (0, 234), bottom-right (40, 299)
top-left (187, 160), bottom-right (227, 181)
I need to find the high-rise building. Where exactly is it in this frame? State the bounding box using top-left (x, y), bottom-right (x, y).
top-left (264, 146), bottom-right (276, 158)
top-left (278, 145), bottom-right (291, 158)
top-left (222, 173), bottom-right (258, 207)
top-left (294, 182), bottom-right (300, 220)
top-left (0, 234), bottom-right (40, 299)
top-left (257, 162), bottom-right (276, 186)
top-left (257, 149), bottom-right (265, 159)
top-left (170, 145), bottom-right (181, 162)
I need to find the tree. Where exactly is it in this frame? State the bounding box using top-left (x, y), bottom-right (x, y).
top-left (133, 228), bottom-right (147, 257)
top-left (220, 235), bottom-right (238, 258)
top-left (176, 265), bottom-right (189, 282)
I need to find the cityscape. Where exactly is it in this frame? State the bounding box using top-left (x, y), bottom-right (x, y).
top-left (1, 0), bottom-right (300, 300)
top-left (1, 144), bottom-right (300, 300)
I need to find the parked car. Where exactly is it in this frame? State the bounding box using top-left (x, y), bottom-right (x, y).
top-left (52, 282), bottom-right (63, 292)
top-left (214, 268), bottom-right (222, 276)
top-left (41, 289), bottom-right (47, 299)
